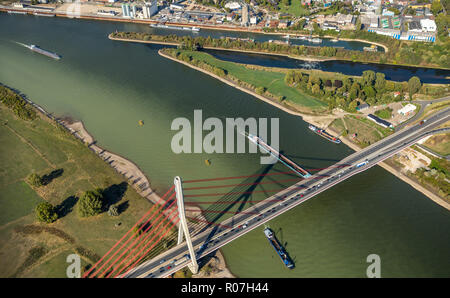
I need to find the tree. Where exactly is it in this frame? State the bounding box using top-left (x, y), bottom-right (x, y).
top-left (431, 0), bottom-right (442, 16)
top-left (348, 100), bottom-right (358, 112)
top-left (28, 173), bottom-right (43, 187)
top-left (362, 70), bottom-right (376, 87)
top-left (312, 84), bottom-right (321, 94)
top-left (374, 73), bottom-right (386, 93)
top-left (408, 76), bottom-right (422, 99)
top-left (255, 86), bottom-right (266, 95)
top-left (363, 86), bottom-right (376, 99)
top-left (35, 202), bottom-right (58, 223)
top-left (355, 17), bottom-right (362, 31)
top-left (77, 189), bottom-right (104, 217)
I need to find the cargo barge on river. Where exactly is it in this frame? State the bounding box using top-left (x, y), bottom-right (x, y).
top-left (27, 44), bottom-right (60, 60)
top-left (308, 124), bottom-right (341, 144)
top-left (264, 227), bottom-right (294, 269)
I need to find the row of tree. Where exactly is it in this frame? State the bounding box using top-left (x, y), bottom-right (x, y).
top-left (112, 32), bottom-right (389, 64)
top-left (284, 70), bottom-right (422, 112)
top-left (0, 86), bottom-right (36, 121)
top-left (34, 187), bottom-right (121, 224)
top-left (29, 169), bottom-right (121, 223)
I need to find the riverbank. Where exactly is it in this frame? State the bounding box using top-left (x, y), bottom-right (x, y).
top-left (0, 5), bottom-right (385, 53)
top-left (327, 127), bottom-right (450, 211)
top-left (159, 49), bottom-right (450, 211)
top-left (59, 118), bottom-right (163, 206)
top-left (159, 49), bottom-right (329, 121)
top-left (0, 84), bottom-right (160, 277)
top-left (1, 83), bottom-right (235, 277)
top-left (110, 32), bottom-right (450, 71)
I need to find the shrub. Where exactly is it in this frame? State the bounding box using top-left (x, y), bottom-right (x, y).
top-left (255, 86), bottom-right (266, 95)
top-left (35, 202), bottom-right (58, 223)
top-left (27, 173), bottom-right (43, 187)
top-left (108, 205), bottom-right (119, 217)
top-left (77, 189), bottom-right (104, 217)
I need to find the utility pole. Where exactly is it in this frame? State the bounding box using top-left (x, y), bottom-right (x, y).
top-left (174, 176), bottom-right (199, 274)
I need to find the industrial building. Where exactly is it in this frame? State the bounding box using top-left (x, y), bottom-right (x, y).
top-left (367, 114), bottom-right (393, 128)
top-left (241, 4), bottom-right (249, 26)
top-left (398, 104), bottom-right (417, 116)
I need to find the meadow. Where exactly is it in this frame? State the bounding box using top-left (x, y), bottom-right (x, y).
top-left (0, 101), bottom-right (153, 277)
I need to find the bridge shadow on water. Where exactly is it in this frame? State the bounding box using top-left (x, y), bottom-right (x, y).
top-left (185, 164), bottom-right (306, 252)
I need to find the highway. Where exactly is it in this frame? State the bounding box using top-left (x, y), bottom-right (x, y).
top-left (124, 107), bottom-right (450, 278)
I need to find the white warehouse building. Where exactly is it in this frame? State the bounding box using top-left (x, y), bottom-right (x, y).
top-left (420, 19), bottom-right (436, 32)
top-left (398, 104), bottom-right (417, 115)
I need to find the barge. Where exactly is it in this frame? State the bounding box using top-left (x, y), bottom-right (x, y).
top-left (245, 133), bottom-right (312, 178)
top-left (150, 23), bottom-right (200, 32)
top-left (308, 124), bottom-right (341, 144)
top-left (27, 44), bottom-right (61, 60)
top-left (264, 227), bottom-right (294, 269)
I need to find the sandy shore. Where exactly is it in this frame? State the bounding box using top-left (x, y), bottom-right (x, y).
top-left (160, 49), bottom-right (450, 211)
top-left (192, 250), bottom-right (235, 278)
top-left (60, 119), bottom-right (164, 205)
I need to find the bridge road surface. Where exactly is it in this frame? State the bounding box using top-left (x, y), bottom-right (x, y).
top-left (123, 107), bottom-right (450, 278)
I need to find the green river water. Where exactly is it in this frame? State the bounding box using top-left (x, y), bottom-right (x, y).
top-left (0, 14), bottom-right (449, 277)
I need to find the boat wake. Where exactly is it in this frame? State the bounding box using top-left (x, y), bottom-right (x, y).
top-left (13, 41), bottom-right (32, 49)
top-left (298, 61), bottom-right (319, 70)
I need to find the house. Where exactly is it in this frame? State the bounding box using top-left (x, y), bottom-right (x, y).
top-left (356, 103), bottom-right (370, 111)
top-left (250, 16), bottom-right (258, 25)
top-left (278, 19), bottom-right (290, 28)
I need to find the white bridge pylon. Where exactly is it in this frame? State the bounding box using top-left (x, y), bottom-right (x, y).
top-left (174, 176), bottom-right (199, 274)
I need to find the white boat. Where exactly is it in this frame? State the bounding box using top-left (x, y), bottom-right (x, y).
top-left (311, 38), bottom-right (322, 44)
top-left (33, 12), bottom-right (55, 17)
top-left (8, 10), bottom-right (27, 14)
top-left (192, 27), bottom-right (200, 32)
top-left (331, 39), bottom-right (338, 42)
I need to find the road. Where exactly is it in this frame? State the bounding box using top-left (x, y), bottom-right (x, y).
top-left (124, 106), bottom-right (450, 278)
top-left (395, 96), bottom-right (449, 131)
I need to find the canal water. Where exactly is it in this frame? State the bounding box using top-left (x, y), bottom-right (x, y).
top-left (0, 14), bottom-right (449, 277)
top-left (206, 49), bottom-right (450, 84)
top-left (146, 25), bottom-right (385, 52)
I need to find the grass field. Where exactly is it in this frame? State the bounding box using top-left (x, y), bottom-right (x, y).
top-left (0, 102), bottom-right (153, 277)
top-left (330, 115), bottom-right (393, 148)
top-left (423, 133), bottom-right (450, 156)
top-left (0, 181), bottom-right (44, 226)
top-left (178, 50), bottom-right (327, 112)
top-left (279, 0), bottom-right (310, 16)
top-left (374, 107), bottom-right (393, 120)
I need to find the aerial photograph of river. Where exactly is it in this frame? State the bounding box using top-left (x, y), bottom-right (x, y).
top-left (0, 3), bottom-right (449, 283)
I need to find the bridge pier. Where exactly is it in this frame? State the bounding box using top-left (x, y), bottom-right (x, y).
top-left (174, 176), bottom-right (199, 275)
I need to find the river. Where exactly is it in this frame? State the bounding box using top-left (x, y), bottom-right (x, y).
top-left (205, 49), bottom-right (450, 84)
top-left (0, 14), bottom-right (449, 277)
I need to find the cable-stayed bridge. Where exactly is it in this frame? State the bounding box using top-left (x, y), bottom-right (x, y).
top-left (82, 107), bottom-right (449, 278)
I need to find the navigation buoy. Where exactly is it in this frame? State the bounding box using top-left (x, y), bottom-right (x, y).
top-left (138, 120), bottom-right (144, 126)
top-left (205, 159), bottom-right (211, 166)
